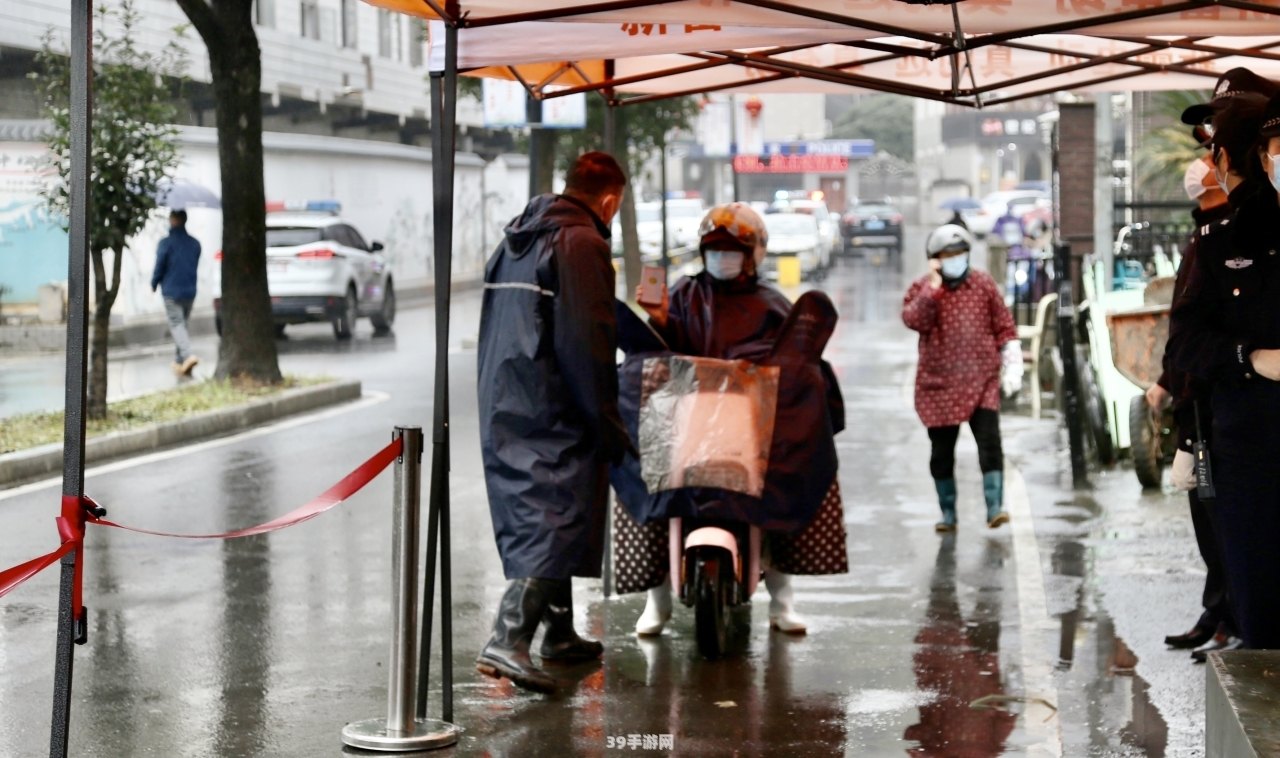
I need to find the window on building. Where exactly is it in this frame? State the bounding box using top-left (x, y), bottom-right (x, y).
top-left (394, 15), bottom-right (404, 62)
top-left (341, 0), bottom-right (358, 49)
top-left (408, 19), bottom-right (424, 68)
top-left (377, 10), bottom-right (392, 58)
top-left (254, 0), bottom-right (276, 28)
top-left (300, 0), bottom-right (321, 40)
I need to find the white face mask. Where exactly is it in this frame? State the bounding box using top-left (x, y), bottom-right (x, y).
top-left (939, 253), bottom-right (969, 280)
top-left (1269, 154), bottom-right (1280, 194)
top-left (704, 249), bottom-right (745, 280)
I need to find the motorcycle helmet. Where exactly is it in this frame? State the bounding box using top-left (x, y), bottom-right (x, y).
top-left (698, 203), bottom-right (769, 265)
top-left (925, 223), bottom-right (974, 258)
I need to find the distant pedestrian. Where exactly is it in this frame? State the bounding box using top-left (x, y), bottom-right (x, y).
top-left (903, 224), bottom-right (1022, 532)
top-left (475, 151), bottom-right (631, 694)
top-left (151, 209), bottom-right (201, 376)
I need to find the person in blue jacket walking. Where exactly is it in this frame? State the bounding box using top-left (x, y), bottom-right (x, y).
top-left (151, 209), bottom-right (202, 376)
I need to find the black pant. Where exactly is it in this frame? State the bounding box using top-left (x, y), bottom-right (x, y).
top-left (1189, 490), bottom-right (1234, 634)
top-left (927, 408), bottom-right (1003, 480)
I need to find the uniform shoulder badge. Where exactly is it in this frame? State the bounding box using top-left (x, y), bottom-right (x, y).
top-left (1200, 218), bottom-right (1231, 238)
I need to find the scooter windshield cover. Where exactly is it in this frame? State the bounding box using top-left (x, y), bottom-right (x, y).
top-left (638, 356), bottom-right (779, 498)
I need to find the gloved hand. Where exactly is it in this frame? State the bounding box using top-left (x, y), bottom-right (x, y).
top-left (1000, 340), bottom-right (1024, 397)
top-left (1171, 449), bottom-right (1197, 491)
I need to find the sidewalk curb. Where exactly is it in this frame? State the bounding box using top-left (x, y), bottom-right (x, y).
top-left (0, 379), bottom-right (363, 486)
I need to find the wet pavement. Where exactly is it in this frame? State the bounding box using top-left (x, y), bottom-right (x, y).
top-left (0, 246), bottom-right (1215, 756)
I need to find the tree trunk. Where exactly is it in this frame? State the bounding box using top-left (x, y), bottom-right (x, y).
top-left (86, 247), bottom-right (115, 420)
top-left (88, 301), bottom-right (111, 420)
top-left (181, 0), bottom-right (281, 384)
top-left (531, 128), bottom-right (557, 196)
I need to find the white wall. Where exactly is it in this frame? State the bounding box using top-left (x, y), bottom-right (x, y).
top-left (1, 126), bottom-right (530, 326)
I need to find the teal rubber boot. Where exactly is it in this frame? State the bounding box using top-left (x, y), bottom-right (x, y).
top-left (983, 471), bottom-right (1010, 528)
top-left (934, 479), bottom-right (958, 533)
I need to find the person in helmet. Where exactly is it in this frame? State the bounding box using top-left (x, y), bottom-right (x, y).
top-left (903, 224), bottom-right (1021, 531)
top-left (615, 202), bottom-right (848, 636)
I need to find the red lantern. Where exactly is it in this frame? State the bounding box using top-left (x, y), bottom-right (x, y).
top-left (744, 96), bottom-right (763, 118)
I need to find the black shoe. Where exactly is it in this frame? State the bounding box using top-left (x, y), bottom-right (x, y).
top-left (476, 579), bottom-right (558, 693)
top-left (539, 579), bottom-right (604, 663)
top-left (1191, 633), bottom-right (1245, 663)
top-left (1165, 625), bottom-right (1215, 649)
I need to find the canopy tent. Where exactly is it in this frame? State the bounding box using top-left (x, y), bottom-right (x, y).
top-left (353, 0), bottom-right (1280, 746)
top-left (368, 0), bottom-right (1280, 106)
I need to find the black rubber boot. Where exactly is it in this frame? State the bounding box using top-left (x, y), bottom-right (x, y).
top-left (539, 579), bottom-right (604, 663)
top-left (476, 579), bottom-right (557, 694)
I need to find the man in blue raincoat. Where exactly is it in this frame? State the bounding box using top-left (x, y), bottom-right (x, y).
top-left (475, 152), bottom-right (631, 693)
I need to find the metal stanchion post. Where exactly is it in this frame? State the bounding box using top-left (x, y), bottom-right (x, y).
top-left (341, 427), bottom-right (461, 752)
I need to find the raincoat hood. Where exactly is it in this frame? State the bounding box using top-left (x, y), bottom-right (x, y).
top-left (503, 194), bottom-right (609, 258)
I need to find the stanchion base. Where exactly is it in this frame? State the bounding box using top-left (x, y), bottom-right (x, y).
top-left (341, 718), bottom-right (462, 752)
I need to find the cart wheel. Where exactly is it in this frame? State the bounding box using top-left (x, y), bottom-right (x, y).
top-left (1129, 395), bottom-right (1163, 489)
top-left (1076, 346), bottom-right (1116, 465)
top-left (694, 552), bottom-right (728, 660)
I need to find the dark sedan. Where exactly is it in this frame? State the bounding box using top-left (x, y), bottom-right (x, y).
top-left (841, 202), bottom-right (903, 255)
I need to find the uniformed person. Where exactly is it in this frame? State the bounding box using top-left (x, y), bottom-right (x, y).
top-left (1152, 154), bottom-right (1237, 660)
top-left (1167, 87), bottom-right (1280, 651)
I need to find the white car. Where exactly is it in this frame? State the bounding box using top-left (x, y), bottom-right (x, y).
top-left (762, 212), bottom-right (824, 281)
top-left (968, 190), bottom-right (1048, 238)
top-left (212, 210), bottom-right (394, 339)
top-left (770, 198), bottom-right (836, 268)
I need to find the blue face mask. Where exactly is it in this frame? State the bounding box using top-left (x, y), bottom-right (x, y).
top-left (704, 249), bottom-right (745, 280)
top-left (1269, 155), bottom-right (1280, 194)
top-left (939, 253), bottom-right (969, 280)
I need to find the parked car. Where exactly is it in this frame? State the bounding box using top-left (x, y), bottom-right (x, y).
top-left (769, 198), bottom-right (837, 268)
top-left (761, 212), bottom-right (824, 281)
top-left (611, 199), bottom-right (703, 263)
top-left (212, 205), bottom-right (394, 340)
top-left (968, 190), bottom-right (1048, 238)
top-left (841, 201), bottom-right (904, 255)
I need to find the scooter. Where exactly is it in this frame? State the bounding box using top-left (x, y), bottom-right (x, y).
top-left (662, 290), bottom-right (839, 659)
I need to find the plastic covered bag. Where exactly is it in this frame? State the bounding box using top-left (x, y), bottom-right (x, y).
top-left (637, 356), bottom-right (779, 498)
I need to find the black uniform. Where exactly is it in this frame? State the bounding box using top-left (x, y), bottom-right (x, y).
top-left (1156, 202), bottom-right (1234, 639)
top-left (1168, 181), bottom-right (1280, 649)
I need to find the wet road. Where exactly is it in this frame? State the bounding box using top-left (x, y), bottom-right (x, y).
top-left (1, 248), bottom-right (1211, 756)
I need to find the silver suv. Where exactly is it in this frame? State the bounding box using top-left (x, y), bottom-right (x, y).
top-left (213, 211), bottom-right (394, 339)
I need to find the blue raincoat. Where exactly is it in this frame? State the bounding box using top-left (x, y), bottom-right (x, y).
top-left (477, 194), bottom-right (629, 579)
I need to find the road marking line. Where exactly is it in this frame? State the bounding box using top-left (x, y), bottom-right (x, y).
top-left (1006, 463), bottom-right (1064, 757)
top-left (0, 390), bottom-right (390, 503)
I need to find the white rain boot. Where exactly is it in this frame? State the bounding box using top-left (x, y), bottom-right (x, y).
top-left (765, 569), bottom-right (807, 635)
top-left (634, 583), bottom-right (673, 636)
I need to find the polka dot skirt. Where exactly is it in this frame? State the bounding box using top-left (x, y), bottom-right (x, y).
top-left (612, 500), bottom-right (670, 595)
top-left (768, 480), bottom-right (849, 576)
top-left (610, 481), bottom-right (849, 594)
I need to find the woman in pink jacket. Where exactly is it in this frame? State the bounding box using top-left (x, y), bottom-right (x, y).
top-left (903, 224), bottom-right (1021, 531)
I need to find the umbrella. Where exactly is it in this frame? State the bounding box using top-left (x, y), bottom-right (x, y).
top-left (939, 197), bottom-right (982, 211)
top-left (155, 180), bottom-right (221, 210)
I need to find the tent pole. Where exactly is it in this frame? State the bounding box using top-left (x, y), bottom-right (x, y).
top-left (602, 59), bottom-right (616, 599)
top-left (417, 19), bottom-right (458, 725)
top-left (52, 1), bottom-right (93, 755)
top-left (439, 19), bottom-right (458, 723)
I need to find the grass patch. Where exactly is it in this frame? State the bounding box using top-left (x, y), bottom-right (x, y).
top-left (0, 376), bottom-right (333, 455)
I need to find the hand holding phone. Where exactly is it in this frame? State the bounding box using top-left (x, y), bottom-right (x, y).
top-left (638, 265), bottom-right (665, 307)
top-left (635, 266), bottom-right (668, 328)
